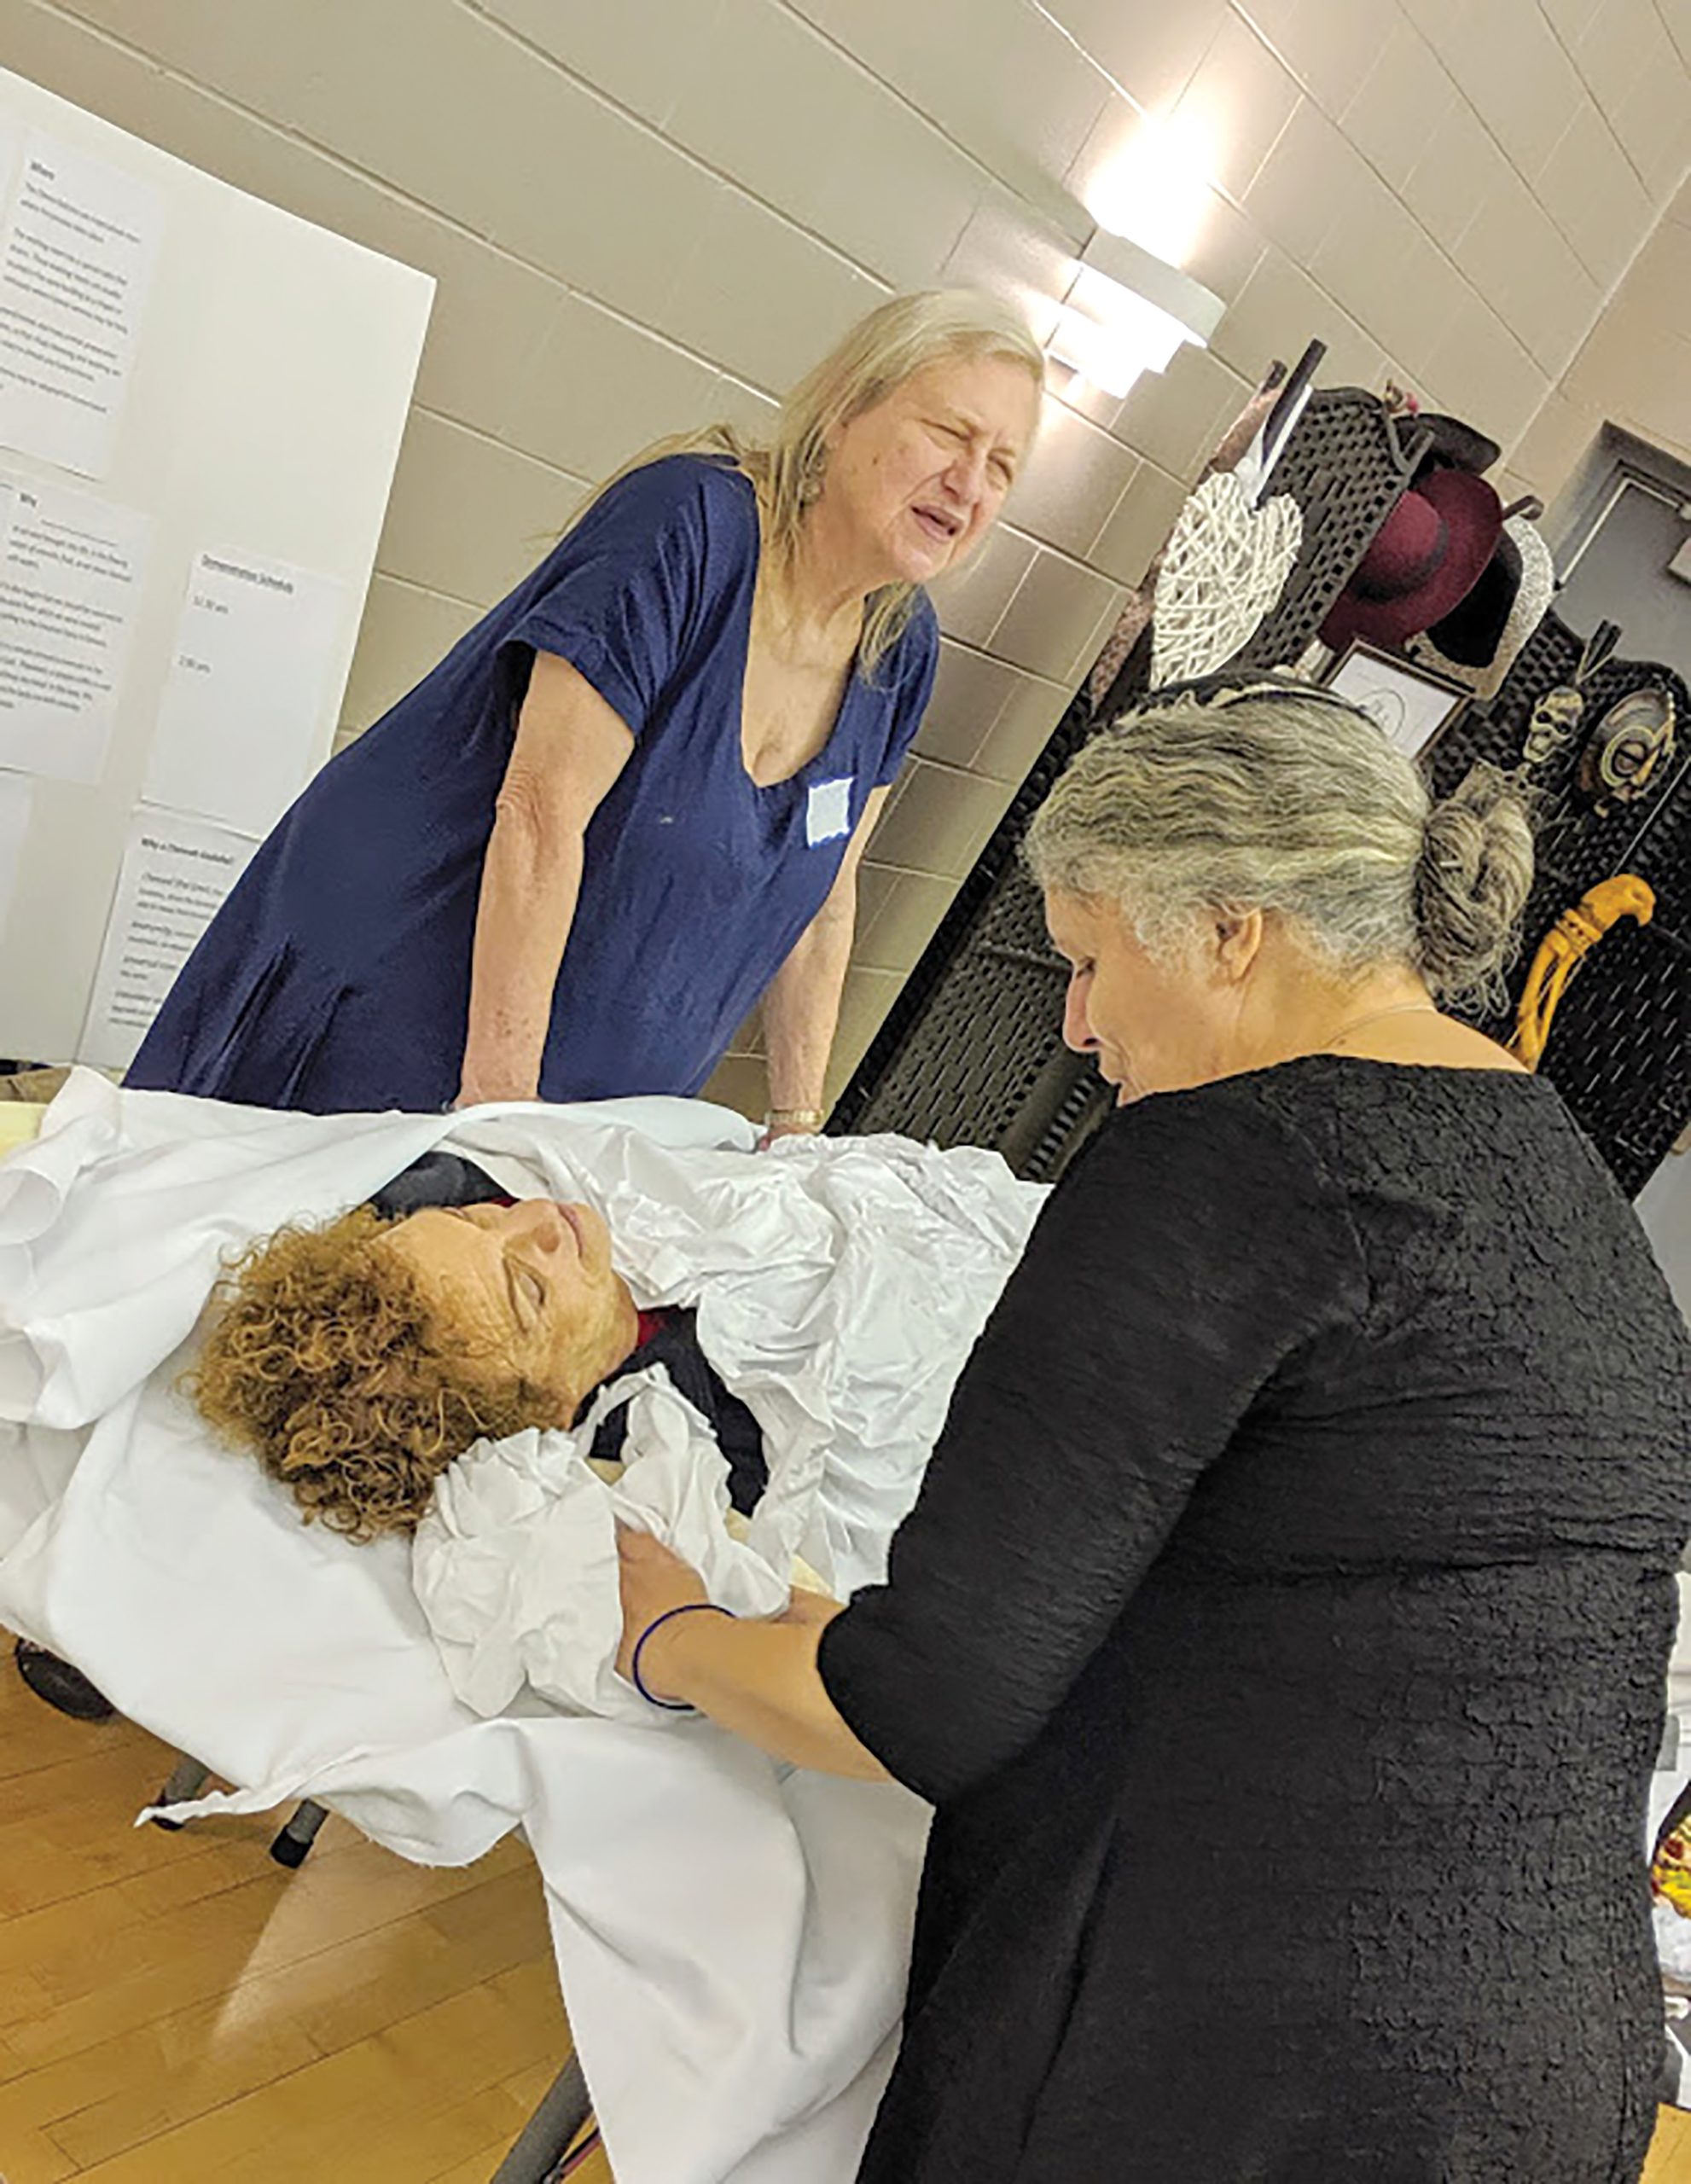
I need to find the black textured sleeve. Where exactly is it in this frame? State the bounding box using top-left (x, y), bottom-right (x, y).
top-left (816, 1082), bottom-right (1365, 1803)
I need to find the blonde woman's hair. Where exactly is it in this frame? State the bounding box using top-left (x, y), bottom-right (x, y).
top-left (584, 289), bottom-right (1044, 678)
top-left (1024, 685), bottom-right (1535, 1011)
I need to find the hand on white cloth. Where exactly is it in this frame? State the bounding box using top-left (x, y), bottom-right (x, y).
top-left (614, 1528), bottom-right (844, 1697)
top-left (413, 1374), bottom-right (793, 1720)
top-left (617, 1524), bottom-right (712, 1696)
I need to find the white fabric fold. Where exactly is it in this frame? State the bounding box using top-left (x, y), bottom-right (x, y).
top-left (414, 1374), bottom-right (793, 1721)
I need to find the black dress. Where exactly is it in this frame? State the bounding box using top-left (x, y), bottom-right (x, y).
top-left (819, 1059), bottom-right (1691, 2183)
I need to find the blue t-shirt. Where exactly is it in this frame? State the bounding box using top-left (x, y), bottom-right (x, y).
top-left (128, 456), bottom-right (939, 1111)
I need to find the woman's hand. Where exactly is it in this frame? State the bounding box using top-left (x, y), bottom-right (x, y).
top-left (779, 1585), bottom-right (844, 1629)
top-left (616, 1524), bottom-right (710, 1690)
top-left (613, 1527), bottom-right (885, 1778)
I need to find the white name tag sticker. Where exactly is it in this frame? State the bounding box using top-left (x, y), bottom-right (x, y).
top-left (805, 775), bottom-right (854, 846)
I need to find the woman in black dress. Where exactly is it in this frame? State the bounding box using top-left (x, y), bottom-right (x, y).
top-left (617, 679), bottom-right (1691, 2181)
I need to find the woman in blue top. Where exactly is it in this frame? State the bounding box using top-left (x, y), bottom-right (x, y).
top-left (125, 291), bottom-right (1044, 1131)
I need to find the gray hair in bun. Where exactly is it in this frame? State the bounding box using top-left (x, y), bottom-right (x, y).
top-left (1411, 763), bottom-right (1536, 1009)
top-left (1024, 685), bottom-right (1534, 1011)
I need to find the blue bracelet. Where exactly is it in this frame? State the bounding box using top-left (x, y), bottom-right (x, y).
top-left (631, 1601), bottom-right (732, 1711)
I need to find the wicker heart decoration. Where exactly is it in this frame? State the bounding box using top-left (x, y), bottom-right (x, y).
top-left (1151, 471), bottom-right (1303, 688)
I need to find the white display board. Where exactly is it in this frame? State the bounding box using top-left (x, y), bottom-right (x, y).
top-left (0, 68), bottom-right (433, 1067)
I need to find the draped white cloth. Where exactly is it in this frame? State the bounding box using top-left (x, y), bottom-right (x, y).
top-left (0, 1072), bottom-right (1043, 2181)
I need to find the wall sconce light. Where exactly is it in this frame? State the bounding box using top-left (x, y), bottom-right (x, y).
top-left (1048, 229), bottom-right (1225, 400)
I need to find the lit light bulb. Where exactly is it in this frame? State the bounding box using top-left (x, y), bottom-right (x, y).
top-left (1084, 112), bottom-right (1215, 270)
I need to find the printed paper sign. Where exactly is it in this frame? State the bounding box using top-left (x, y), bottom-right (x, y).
top-left (0, 472), bottom-right (149, 784)
top-left (0, 131), bottom-right (165, 475)
top-left (79, 810), bottom-right (256, 1070)
top-left (144, 547), bottom-right (346, 836)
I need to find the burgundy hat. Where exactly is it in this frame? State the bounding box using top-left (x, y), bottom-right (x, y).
top-left (1321, 468), bottom-right (1503, 653)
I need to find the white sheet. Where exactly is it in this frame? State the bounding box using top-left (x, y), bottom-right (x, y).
top-left (0, 1071), bottom-right (1043, 2182)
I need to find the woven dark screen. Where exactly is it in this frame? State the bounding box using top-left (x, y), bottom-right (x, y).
top-left (1425, 608), bottom-right (1691, 1198)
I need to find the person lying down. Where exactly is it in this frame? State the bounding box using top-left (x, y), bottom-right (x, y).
top-left (189, 1148), bottom-right (772, 1544)
top-left (9, 1084), bottom-right (1043, 1729)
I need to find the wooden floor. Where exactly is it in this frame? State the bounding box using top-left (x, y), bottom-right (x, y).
top-left (4, 1634), bottom-right (1691, 2184)
top-left (1657, 2109), bottom-right (1691, 2181)
top-left (0, 1633), bottom-right (609, 2182)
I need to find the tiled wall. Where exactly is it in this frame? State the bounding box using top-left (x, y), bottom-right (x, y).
top-left (1514, 172), bottom-right (1691, 502)
top-left (5, 0), bottom-right (1689, 1114)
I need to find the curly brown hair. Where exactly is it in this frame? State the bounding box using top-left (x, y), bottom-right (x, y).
top-left (186, 1206), bottom-right (572, 1542)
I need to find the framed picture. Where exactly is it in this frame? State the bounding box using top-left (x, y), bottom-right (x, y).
top-left (1322, 640), bottom-right (1470, 764)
